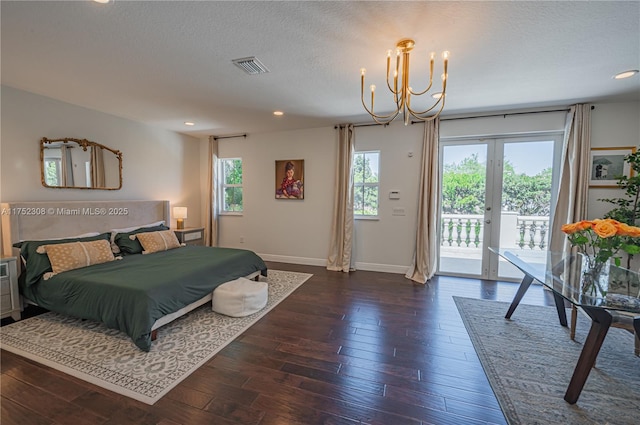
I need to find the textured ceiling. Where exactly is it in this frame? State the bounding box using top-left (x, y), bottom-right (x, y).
top-left (2, 1), bottom-right (639, 137)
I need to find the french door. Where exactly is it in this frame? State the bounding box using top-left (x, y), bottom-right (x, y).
top-left (437, 134), bottom-right (562, 280)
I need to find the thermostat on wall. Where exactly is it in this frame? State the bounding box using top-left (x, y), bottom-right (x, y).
top-left (389, 191), bottom-right (400, 200)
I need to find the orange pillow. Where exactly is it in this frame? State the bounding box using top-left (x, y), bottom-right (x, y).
top-left (134, 230), bottom-right (183, 254)
top-left (36, 239), bottom-right (115, 279)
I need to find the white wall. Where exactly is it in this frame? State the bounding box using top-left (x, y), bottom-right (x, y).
top-left (587, 101), bottom-right (640, 219)
top-left (206, 101), bottom-right (639, 273)
top-left (201, 122), bottom-right (428, 273)
top-left (351, 122), bottom-right (424, 272)
top-left (200, 127), bottom-right (337, 265)
top-left (0, 86), bottom-right (202, 228)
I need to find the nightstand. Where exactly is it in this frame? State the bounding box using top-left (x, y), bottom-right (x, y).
top-left (1, 256), bottom-right (21, 321)
top-left (173, 227), bottom-right (205, 246)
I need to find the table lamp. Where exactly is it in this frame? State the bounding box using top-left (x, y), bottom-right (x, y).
top-left (173, 207), bottom-right (187, 229)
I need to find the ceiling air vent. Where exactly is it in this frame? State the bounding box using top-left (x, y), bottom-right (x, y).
top-left (231, 57), bottom-right (270, 75)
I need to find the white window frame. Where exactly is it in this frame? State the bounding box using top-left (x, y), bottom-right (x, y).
top-left (219, 158), bottom-right (243, 215)
top-left (353, 150), bottom-right (380, 219)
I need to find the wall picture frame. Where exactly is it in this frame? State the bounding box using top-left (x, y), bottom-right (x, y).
top-left (275, 159), bottom-right (304, 199)
top-left (589, 146), bottom-right (636, 188)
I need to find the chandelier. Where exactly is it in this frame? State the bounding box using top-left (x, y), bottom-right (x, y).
top-left (360, 39), bottom-right (449, 125)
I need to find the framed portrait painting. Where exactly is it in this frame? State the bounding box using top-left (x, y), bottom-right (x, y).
top-left (275, 159), bottom-right (304, 199)
top-left (589, 146), bottom-right (636, 188)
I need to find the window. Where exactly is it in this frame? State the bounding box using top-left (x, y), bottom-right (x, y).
top-left (44, 158), bottom-right (62, 186)
top-left (353, 151), bottom-right (380, 217)
top-left (220, 158), bottom-right (243, 213)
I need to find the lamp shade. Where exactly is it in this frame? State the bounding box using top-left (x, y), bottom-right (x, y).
top-left (173, 207), bottom-right (188, 219)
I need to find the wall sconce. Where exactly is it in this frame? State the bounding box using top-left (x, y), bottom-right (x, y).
top-left (173, 207), bottom-right (188, 229)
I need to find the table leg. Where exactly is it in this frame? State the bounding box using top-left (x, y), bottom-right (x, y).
top-left (551, 291), bottom-right (568, 327)
top-left (570, 305), bottom-right (577, 340)
top-left (634, 317), bottom-right (640, 357)
top-left (564, 306), bottom-right (612, 404)
top-left (505, 274), bottom-right (534, 319)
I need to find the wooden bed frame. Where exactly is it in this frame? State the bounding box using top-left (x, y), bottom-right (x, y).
top-left (0, 200), bottom-right (260, 339)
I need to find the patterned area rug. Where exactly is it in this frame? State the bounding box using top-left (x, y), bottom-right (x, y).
top-left (454, 297), bottom-right (640, 425)
top-left (0, 270), bottom-right (312, 405)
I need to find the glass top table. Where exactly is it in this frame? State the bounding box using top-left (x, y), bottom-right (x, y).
top-left (489, 248), bottom-right (640, 404)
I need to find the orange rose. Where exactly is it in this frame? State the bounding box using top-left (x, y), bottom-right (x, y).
top-left (575, 220), bottom-right (593, 231)
top-left (592, 220), bottom-right (618, 238)
top-left (561, 222), bottom-right (580, 234)
top-left (616, 222), bottom-right (634, 237)
top-left (616, 222), bottom-right (630, 235)
top-left (624, 225), bottom-right (640, 238)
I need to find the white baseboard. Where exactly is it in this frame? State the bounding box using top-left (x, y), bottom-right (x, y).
top-left (354, 262), bottom-right (409, 275)
top-left (258, 253), bottom-right (327, 267)
top-left (257, 253), bottom-right (408, 275)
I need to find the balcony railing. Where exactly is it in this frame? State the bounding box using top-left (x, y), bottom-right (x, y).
top-left (441, 213), bottom-right (550, 250)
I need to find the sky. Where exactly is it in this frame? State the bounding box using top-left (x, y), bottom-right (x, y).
top-left (443, 140), bottom-right (554, 176)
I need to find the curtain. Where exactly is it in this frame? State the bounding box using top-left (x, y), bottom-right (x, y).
top-left (205, 136), bottom-right (219, 247)
top-left (549, 104), bottom-right (591, 254)
top-left (327, 124), bottom-right (355, 272)
top-left (405, 119), bottom-right (440, 283)
top-left (90, 146), bottom-right (105, 188)
top-left (60, 145), bottom-right (75, 187)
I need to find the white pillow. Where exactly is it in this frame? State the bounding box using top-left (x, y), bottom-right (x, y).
top-left (109, 221), bottom-right (166, 253)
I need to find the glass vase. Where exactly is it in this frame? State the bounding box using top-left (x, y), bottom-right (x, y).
top-left (581, 255), bottom-right (610, 300)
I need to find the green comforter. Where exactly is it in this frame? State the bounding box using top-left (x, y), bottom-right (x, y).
top-left (21, 246), bottom-right (267, 351)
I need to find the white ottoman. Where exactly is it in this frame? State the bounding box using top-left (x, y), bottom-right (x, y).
top-left (212, 277), bottom-right (268, 317)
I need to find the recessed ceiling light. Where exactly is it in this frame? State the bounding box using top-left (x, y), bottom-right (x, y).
top-left (184, 121), bottom-right (195, 126)
top-left (431, 92), bottom-right (444, 99)
top-left (93, 0), bottom-right (111, 4)
top-left (273, 111), bottom-right (284, 116)
top-left (614, 70), bottom-right (639, 79)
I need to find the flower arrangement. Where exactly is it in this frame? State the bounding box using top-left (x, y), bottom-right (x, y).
top-left (562, 218), bottom-right (640, 298)
top-left (561, 218), bottom-right (640, 265)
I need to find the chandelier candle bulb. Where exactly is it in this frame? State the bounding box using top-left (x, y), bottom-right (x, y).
top-left (370, 84), bottom-right (375, 109)
top-left (430, 53), bottom-right (435, 76)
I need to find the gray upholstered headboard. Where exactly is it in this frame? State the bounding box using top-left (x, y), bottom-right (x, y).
top-left (1, 200), bottom-right (170, 256)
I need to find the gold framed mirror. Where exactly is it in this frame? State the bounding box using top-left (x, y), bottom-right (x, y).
top-left (40, 137), bottom-right (123, 190)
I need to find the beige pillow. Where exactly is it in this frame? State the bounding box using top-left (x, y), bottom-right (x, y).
top-left (134, 230), bottom-right (182, 254)
top-left (36, 239), bottom-right (116, 279)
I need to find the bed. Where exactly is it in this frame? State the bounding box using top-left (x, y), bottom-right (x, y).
top-left (1, 200), bottom-right (267, 351)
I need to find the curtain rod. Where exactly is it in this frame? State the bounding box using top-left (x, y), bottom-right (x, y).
top-left (435, 108), bottom-right (570, 123)
top-left (335, 105), bottom-right (592, 129)
top-left (416, 105), bottom-right (595, 124)
top-left (335, 122), bottom-right (388, 129)
top-left (212, 134), bottom-right (247, 141)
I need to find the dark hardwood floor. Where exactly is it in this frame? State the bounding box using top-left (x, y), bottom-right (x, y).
top-left (1, 262), bottom-right (555, 425)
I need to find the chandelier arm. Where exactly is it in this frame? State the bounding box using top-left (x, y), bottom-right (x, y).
top-left (407, 78), bottom-right (447, 115)
top-left (360, 92), bottom-right (403, 121)
top-left (370, 109), bottom-right (402, 125)
top-left (409, 56), bottom-right (435, 96)
top-left (386, 76), bottom-right (402, 95)
top-left (362, 71), bottom-right (404, 120)
top-left (408, 79), bottom-right (434, 96)
top-left (407, 98), bottom-right (442, 116)
top-left (408, 97), bottom-right (446, 121)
